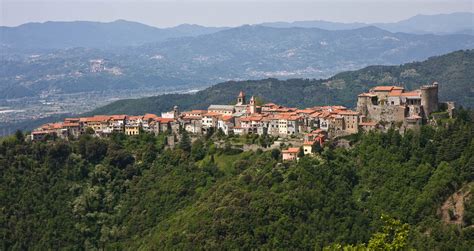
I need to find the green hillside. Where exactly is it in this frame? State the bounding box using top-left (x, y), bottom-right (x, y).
top-left (2, 112), bottom-right (474, 249)
top-left (91, 49), bottom-right (474, 116)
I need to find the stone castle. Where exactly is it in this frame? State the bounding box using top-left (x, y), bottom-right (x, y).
top-left (357, 82), bottom-right (440, 130)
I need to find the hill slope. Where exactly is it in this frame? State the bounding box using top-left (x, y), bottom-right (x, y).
top-left (3, 26), bottom-right (473, 99)
top-left (2, 112), bottom-right (473, 249)
top-left (90, 49), bottom-right (474, 116)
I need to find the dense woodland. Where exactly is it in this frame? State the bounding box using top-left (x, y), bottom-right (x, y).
top-left (1, 109), bottom-right (473, 249)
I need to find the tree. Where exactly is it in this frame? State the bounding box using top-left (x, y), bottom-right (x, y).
top-left (15, 130), bottom-right (24, 142)
top-left (312, 141), bottom-right (322, 154)
top-left (367, 214), bottom-right (410, 250)
top-left (297, 146), bottom-right (305, 158)
top-left (271, 149), bottom-right (281, 160)
top-left (179, 131), bottom-right (191, 153)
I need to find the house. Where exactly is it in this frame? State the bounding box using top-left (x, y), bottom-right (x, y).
top-left (233, 126), bottom-right (246, 135)
top-left (142, 114), bottom-right (159, 132)
top-left (239, 115), bottom-right (264, 134)
top-left (109, 115), bottom-right (127, 132)
top-left (217, 115), bottom-right (234, 135)
top-left (282, 147), bottom-right (300, 161)
top-left (80, 116), bottom-right (110, 134)
top-left (182, 114), bottom-right (203, 134)
top-left (202, 112), bottom-right (220, 133)
top-left (125, 125), bottom-right (140, 135)
top-left (162, 106), bottom-right (180, 119)
top-left (208, 105), bottom-right (235, 115)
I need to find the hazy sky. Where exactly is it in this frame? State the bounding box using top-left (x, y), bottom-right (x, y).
top-left (1, 0), bottom-right (473, 27)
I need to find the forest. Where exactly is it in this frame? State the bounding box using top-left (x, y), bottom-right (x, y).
top-left (1, 109), bottom-right (473, 250)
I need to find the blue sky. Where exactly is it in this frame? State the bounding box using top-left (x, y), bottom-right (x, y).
top-left (1, 0), bottom-right (473, 27)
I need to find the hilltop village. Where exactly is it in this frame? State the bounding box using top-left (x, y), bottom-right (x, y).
top-left (31, 82), bottom-right (451, 160)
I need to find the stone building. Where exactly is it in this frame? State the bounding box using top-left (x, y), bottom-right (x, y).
top-left (357, 83), bottom-right (439, 128)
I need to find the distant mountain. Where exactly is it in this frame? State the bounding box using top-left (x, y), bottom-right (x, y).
top-left (0, 20), bottom-right (228, 49)
top-left (375, 12), bottom-right (474, 35)
top-left (262, 12), bottom-right (474, 35)
top-left (2, 26), bottom-right (473, 99)
top-left (90, 49), bottom-right (474, 116)
top-left (2, 12), bottom-right (472, 51)
top-left (260, 20), bottom-right (367, 30)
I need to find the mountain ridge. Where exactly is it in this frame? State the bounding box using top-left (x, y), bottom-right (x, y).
top-left (89, 49), bottom-right (474, 116)
top-left (2, 12), bottom-right (473, 50)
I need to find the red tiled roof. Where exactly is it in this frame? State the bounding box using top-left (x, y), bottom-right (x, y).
top-left (337, 110), bottom-right (359, 115)
top-left (128, 115), bottom-right (143, 120)
top-left (401, 91), bottom-right (421, 97)
top-left (388, 90), bottom-right (403, 97)
top-left (220, 115), bottom-right (234, 121)
top-left (372, 86), bottom-right (397, 91)
top-left (156, 117), bottom-right (175, 123)
top-left (63, 122), bottom-right (80, 127)
top-left (282, 147), bottom-right (300, 153)
top-left (110, 115), bottom-right (127, 120)
top-left (81, 116), bottom-right (110, 122)
top-left (240, 116), bottom-right (263, 122)
top-left (143, 113), bottom-right (158, 120)
top-left (296, 109), bottom-right (317, 114)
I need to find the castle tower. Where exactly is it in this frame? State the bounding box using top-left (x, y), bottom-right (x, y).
top-left (173, 105), bottom-right (179, 118)
top-left (421, 82), bottom-right (439, 119)
top-left (249, 96), bottom-right (256, 114)
top-left (237, 91), bottom-right (246, 105)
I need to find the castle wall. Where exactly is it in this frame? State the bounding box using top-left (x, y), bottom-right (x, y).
top-left (364, 104), bottom-right (406, 124)
top-left (421, 83), bottom-right (439, 118)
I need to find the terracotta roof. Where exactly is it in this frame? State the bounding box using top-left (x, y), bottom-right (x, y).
top-left (128, 115), bottom-right (143, 120)
top-left (156, 117), bottom-right (175, 123)
top-left (182, 115), bottom-right (202, 120)
top-left (240, 116), bottom-right (263, 122)
top-left (282, 147), bottom-right (300, 154)
top-left (63, 122), bottom-right (80, 127)
top-left (388, 90), bottom-right (403, 97)
top-left (372, 86), bottom-right (399, 92)
top-left (81, 116), bottom-right (110, 122)
top-left (401, 91), bottom-right (421, 97)
top-left (203, 112), bottom-right (221, 117)
top-left (110, 115), bottom-right (127, 120)
top-left (296, 109), bottom-right (317, 114)
top-left (303, 141), bottom-right (316, 146)
top-left (183, 110), bottom-right (206, 115)
top-left (238, 91), bottom-right (245, 98)
top-left (143, 113), bottom-right (158, 120)
top-left (337, 110), bottom-right (359, 115)
top-left (221, 115), bottom-right (234, 121)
